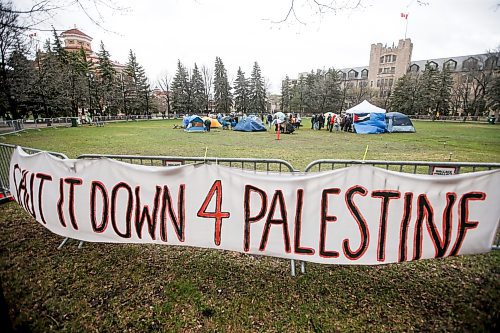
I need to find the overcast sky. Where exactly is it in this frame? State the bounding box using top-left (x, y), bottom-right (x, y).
top-left (18, 0), bottom-right (500, 93)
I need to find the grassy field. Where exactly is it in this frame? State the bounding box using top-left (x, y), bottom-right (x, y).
top-left (1, 119), bottom-right (499, 332)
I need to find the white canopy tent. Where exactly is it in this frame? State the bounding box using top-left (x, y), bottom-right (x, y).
top-left (345, 100), bottom-right (386, 114)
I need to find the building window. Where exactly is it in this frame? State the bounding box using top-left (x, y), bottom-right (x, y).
top-left (378, 68), bottom-right (382, 74)
top-left (376, 79), bottom-right (380, 87)
top-left (462, 57), bottom-right (478, 71)
top-left (392, 55), bottom-right (397, 62)
top-left (444, 59), bottom-right (457, 70)
top-left (391, 67), bottom-right (395, 73)
top-left (409, 64), bottom-right (419, 73)
top-left (427, 61), bottom-right (438, 70)
top-left (370, 81), bottom-right (373, 87)
top-left (361, 69), bottom-right (368, 78)
top-left (485, 56), bottom-right (498, 70)
top-left (389, 79), bottom-right (393, 87)
top-left (380, 56), bottom-right (384, 64)
top-left (348, 70), bottom-right (358, 79)
top-left (385, 55), bottom-right (392, 63)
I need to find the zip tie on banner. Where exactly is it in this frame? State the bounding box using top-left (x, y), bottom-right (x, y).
top-left (363, 145), bottom-right (369, 161)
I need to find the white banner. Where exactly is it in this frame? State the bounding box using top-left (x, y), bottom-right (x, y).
top-left (9, 147), bottom-right (500, 265)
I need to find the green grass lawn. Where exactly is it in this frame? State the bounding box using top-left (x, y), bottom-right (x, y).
top-left (1, 119), bottom-right (499, 332)
top-left (2, 119), bottom-right (499, 169)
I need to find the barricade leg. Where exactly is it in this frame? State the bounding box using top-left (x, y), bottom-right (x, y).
top-left (57, 237), bottom-right (69, 250)
top-left (290, 259), bottom-right (296, 276)
top-left (300, 261), bottom-right (306, 274)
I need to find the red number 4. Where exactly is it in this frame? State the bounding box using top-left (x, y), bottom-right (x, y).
top-left (197, 180), bottom-right (230, 246)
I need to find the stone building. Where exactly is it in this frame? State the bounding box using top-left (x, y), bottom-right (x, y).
top-left (60, 28), bottom-right (126, 72)
top-left (288, 38), bottom-right (499, 113)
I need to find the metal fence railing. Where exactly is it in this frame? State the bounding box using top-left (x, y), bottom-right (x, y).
top-left (304, 159), bottom-right (500, 253)
top-left (0, 143), bottom-right (68, 203)
top-left (0, 120), bottom-right (24, 134)
top-left (305, 159), bottom-right (500, 175)
top-left (76, 154), bottom-right (297, 173)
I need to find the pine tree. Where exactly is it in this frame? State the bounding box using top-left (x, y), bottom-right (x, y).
top-left (249, 61), bottom-right (266, 114)
top-left (191, 63), bottom-right (205, 114)
top-left (171, 60), bottom-right (190, 115)
top-left (420, 64), bottom-right (440, 116)
top-left (124, 50), bottom-right (150, 115)
top-left (435, 67), bottom-right (454, 116)
top-left (234, 67), bottom-right (249, 114)
top-left (213, 57), bottom-right (232, 114)
top-left (390, 73), bottom-right (422, 114)
top-left (96, 41), bottom-right (118, 114)
top-left (281, 76), bottom-right (291, 113)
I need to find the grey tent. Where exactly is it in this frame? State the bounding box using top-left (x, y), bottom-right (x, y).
top-left (385, 112), bottom-right (416, 133)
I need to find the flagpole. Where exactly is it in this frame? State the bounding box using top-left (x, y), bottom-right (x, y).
top-left (404, 16), bottom-right (409, 39)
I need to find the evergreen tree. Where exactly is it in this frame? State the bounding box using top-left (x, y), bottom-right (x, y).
top-left (419, 64), bottom-right (440, 116)
top-left (124, 50), bottom-right (150, 115)
top-left (390, 73), bottom-right (422, 114)
top-left (281, 76), bottom-right (291, 113)
top-left (435, 67), bottom-right (454, 116)
top-left (96, 41), bottom-right (117, 114)
top-left (249, 61), bottom-right (266, 114)
top-left (233, 67), bottom-right (249, 114)
top-left (191, 63), bottom-right (205, 114)
top-left (213, 57), bottom-right (232, 114)
top-left (171, 60), bottom-right (190, 115)
top-left (290, 75), bottom-right (306, 114)
top-left (7, 48), bottom-right (37, 118)
top-left (304, 71), bottom-right (316, 113)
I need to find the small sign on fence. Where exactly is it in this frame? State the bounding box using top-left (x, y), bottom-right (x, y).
top-left (431, 166), bottom-right (458, 176)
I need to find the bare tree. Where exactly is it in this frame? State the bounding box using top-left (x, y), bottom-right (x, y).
top-left (201, 64), bottom-right (213, 113)
top-left (0, 0), bottom-right (128, 32)
top-left (157, 72), bottom-right (172, 118)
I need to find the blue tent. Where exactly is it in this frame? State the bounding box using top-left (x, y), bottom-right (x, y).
top-left (185, 115), bottom-right (206, 132)
top-left (353, 113), bottom-right (387, 134)
top-left (233, 118), bottom-right (267, 132)
top-left (386, 112), bottom-right (416, 133)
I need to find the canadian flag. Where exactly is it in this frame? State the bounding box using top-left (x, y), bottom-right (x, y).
top-left (401, 12), bottom-right (409, 19)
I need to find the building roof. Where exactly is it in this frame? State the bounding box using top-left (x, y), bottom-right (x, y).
top-left (61, 28), bottom-right (92, 40)
top-left (409, 54), bottom-right (491, 71)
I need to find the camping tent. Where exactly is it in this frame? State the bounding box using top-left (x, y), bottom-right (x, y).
top-left (233, 118), bottom-right (267, 132)
top-left (345, 100), bottom-right (386, 114)
top-left (185, 115), bottom-right (206, 133)
top-left (345, 100), bottom-right (387, 134)
top-left (202, 117), bottom-right (223, 128)
top-left (386, 112), bottom-right (416, 133)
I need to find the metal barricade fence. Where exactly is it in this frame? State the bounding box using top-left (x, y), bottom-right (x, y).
top-left (304, 159), bottom-right (500, 254)
top-left (0, 143), bottom-right (68, 202)
top-left (2, 145), bottom-right (499, 275)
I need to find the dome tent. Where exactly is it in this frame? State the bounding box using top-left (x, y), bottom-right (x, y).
top-left (233, 118), bottom-right (267, 132)
top-left (202, 117), bottom-right (223, 128)
top-left (185, 115), bottom-right (206, 133)
top-left (385, 112), bottom-right (416, 133)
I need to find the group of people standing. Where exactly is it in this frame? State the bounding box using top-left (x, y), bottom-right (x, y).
top-left (311, 113), bottom-right (354, 132)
